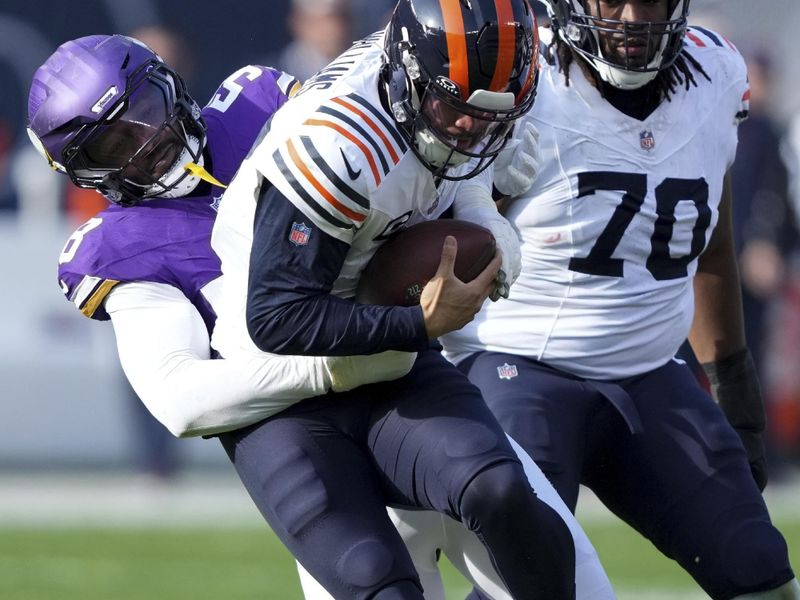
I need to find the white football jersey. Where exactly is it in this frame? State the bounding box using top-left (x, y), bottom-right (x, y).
top-left (443, 26), bottom-right (750, 380)
top-left (211, 30), bottom-right (480, 358)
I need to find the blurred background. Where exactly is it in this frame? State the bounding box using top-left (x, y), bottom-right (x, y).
top-left (1, 1), bottom-right (800, 598)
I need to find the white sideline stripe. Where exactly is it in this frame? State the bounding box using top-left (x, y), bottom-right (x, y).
top-left (615, 590), bottom-right (706, 600)
top-left (2, 472), bottom-right (800, 527)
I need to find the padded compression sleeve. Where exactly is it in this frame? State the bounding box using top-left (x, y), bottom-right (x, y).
top-left (106, 281), bottom-right (331, 437)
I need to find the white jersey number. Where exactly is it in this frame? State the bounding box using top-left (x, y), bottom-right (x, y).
top-left (58, 217), bottom-right (103, 265)
top-left (568, 172), bottom-right (710, 281)
top-left (207, 66), bottom-right (263, 113)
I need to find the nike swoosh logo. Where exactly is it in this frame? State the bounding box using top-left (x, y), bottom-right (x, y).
top-left (340, 148), bottom-right (362, 180)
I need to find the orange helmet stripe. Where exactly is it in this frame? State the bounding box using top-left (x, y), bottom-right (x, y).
top-left (489, 0), bottom-right (516, 92)
top-left (439, 0), bottom-right (469, 97)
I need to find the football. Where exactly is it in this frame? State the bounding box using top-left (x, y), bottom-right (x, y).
top-left (355, 219), bottom-right (496, 306)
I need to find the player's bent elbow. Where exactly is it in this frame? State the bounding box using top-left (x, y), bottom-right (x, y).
top-left (142, 393), bottom-right (203, 439)
top-left (245, 305), bottom-right (298, 354)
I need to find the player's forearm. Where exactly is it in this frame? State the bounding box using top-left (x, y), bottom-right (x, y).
top-left (688, 172), bottom-right (747, 362)
top-left (137, 351), bottom-right (331, 438)
top-left (107, 282), bottom-right (332, 437)
top-left (246, 293), bottom-right (427, 356)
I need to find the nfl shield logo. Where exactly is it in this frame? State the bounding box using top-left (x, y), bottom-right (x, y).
top-left (289, 222), bottom-right (311, 246)
top-left (639, 130), bottom-right (655, 151)
top-left (497, 363), bottom-right (518, 380)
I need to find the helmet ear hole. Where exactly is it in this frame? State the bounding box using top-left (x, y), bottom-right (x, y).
top-left (382, 60), bottom-right (413, 123)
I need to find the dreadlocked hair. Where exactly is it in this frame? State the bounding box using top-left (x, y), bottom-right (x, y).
top-left (546, 30), bottom-right (711, 101)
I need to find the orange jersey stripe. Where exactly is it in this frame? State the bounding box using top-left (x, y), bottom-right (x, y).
top-left (286, 138), bottom-right (367, 222)
top-left (332, 97), bottom-right (400, 164)
top-left (439, 0), bottom-right (469, 97)
top-left (685, 31), bottom-right (706, 47)
top-left (489, 0), bottom-right (516, 92)
top-left (304, 118), bottom-right (382, 186)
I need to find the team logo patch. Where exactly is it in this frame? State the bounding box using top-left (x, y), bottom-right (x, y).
top-left (289, 222), bottom-right (312, 246)
top-left (497, 363), bottom-right (518, 380)
top-left (639, 129), bottom-right (655, 151)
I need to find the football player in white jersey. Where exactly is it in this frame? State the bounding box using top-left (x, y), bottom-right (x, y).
top-left (211, 0), bottom-right (585, 598)
top-left (442, 1), bottom-right (800, 599)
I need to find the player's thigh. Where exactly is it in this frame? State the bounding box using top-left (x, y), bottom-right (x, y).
top-left (463, 351), bottom-right (601, 510)
top-left (365, 349), bottom-right (521, 518)
top-left (219, 407), bottom-right (420, 596)
top-left (587, 360), bottom-right (790, 597)
top-left (586, 359), bottom-right (757, 532)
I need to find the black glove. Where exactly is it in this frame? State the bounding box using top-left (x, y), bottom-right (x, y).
top-left (702, 348), bottom-right (768, 492)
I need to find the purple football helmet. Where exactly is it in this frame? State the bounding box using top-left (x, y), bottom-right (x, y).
top-left (27, 34), bottom-right (206, 206)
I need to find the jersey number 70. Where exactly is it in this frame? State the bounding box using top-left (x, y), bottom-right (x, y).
top-left (568, 171), bottom-right (711, 281)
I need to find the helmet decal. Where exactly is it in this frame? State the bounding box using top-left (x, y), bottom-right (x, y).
top-left (90, 86), bottom-right (119, 114)
top-left (439, 0), bottom-right (469, 97)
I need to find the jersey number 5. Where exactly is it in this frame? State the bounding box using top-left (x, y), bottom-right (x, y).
top-left (207, 66), bottom-right (263, 113)
top-left (568, 171), bottom-right (710, 281)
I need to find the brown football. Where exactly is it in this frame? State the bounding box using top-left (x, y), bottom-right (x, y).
top-left (355, 219), bottom-right (496, 306)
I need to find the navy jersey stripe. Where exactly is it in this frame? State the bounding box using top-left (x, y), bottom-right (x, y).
top-left (300, 136), bottom-right (370, 210)
top-left (318, 105), bottom-right (392, 175)
top-left (346, 93), bottom-right (408, 152)
top-left (273, 149), bottom-right (354, 230)
top-left (692, 26), bottom-right (724, 47)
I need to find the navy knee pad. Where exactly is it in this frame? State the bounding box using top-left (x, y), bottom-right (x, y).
top-left (335, 540), bottom-right (425, 598)
top-left (460, 462), bottom-right (577, 600)
top-left (718, 512), bottom-right (794, 595)
top-left (459, 460), bottom-right (532, 529)
top-left (336, 539), bottom-right (396, 588)
top-left (669, 500), bottom-right (794, 599)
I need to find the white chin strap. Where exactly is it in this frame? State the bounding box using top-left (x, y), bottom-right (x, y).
top-left (415, 128), bottom-right (470, 169)
top-left (590, 59), bottom-right (658, 90)
top-left (153, 134), bottom-right (202, 199)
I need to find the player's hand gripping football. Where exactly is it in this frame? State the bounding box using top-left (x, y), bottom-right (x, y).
top-left (420, 236), bottom-right (502, 339)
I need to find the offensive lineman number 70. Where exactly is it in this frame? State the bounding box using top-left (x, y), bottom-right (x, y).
top-left (568, 171), bottom-right (711, 281)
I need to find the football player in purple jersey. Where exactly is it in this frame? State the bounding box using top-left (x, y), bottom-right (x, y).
top-left (29, 34), bottom-right (421, 439)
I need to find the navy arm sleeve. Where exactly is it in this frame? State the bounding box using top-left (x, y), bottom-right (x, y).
top-left (246, 183), bottom-right (430, 356)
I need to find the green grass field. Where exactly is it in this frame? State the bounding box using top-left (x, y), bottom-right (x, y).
top-left (2, 510), bottom-right (798, 600)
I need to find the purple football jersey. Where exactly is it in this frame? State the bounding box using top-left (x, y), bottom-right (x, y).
top-left (57, 66), bottom-right (295, 331)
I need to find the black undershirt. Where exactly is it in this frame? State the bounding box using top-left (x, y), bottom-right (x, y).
top-left (598, 78), bottom-right (663, 121)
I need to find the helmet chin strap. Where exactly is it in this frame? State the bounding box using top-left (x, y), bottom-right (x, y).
top-left (591, 60), bottom-right (659, 90)
top-left (414, 128), bottom-right (470, 169)
top-left (183, 161), bottom-right (227, 189)
top-left (153, 135), bottom-right (204, 199)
